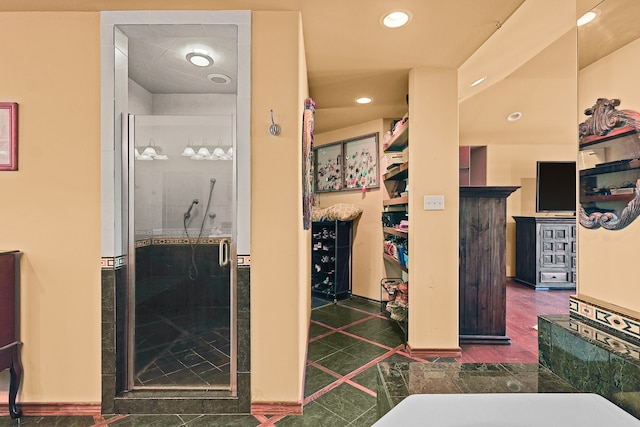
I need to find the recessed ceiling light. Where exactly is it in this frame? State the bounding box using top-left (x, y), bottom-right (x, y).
top-left (207, 73), bottom-right (231, 84)
top-left (577, 11), bottom-right (597, 26)
top-left (356, 97), bottom-right (372, 104)
top-left (507, 112), bottom-right (522, 122)
top-left (470, 77), bottom-right (486, 87)
top-left (382, 11), bottom-right (411, 28)
top-left (186, 49), bottom-right (214, 67)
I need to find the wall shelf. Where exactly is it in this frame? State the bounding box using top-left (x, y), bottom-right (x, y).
top-left (383, 125), bottom-right (408, 152)
top-left (382, 253), bottom-right (407, 272)
top-left (578, 98), bottom-right (640, 230)
top-left (383, 196), bottom-right (409, 206)
top-left (383, 227), bottom-right (408, 238)
top-left (383, 163), bottom-right (408, 181)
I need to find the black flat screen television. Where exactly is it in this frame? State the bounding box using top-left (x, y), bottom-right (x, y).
top-left (536, 161), bottom-right (576, 213)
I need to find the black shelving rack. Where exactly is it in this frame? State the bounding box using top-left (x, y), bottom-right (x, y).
top-left (311, 220), bottom-right (353, 302)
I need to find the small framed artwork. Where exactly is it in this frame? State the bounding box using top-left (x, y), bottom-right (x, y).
top-left (0, 103), bottom-right (18, 171)
top-left (314, 141), bottom-right (343, 192)
top-left (314, 132), bottom-right (380, 193)
top-left (343, 133), bottom-right (379, 190)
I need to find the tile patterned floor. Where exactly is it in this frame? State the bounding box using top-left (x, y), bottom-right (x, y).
top-left (0, 280), bottom-right (572, 426)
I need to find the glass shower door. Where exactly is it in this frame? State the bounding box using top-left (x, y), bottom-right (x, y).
top-left (128, 114), bottom-right (236, 390)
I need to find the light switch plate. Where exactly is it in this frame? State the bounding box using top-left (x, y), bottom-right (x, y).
top-left (424, 195), bottom-right (444, 210)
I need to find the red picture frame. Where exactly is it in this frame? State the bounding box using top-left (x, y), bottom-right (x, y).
top-left (0, 102), bottom-right (17, 171)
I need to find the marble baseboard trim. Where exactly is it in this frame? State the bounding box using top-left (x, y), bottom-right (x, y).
top-left (407, 346), bottom-right (462, 359)
top-left (101, 255), bottom-right (125, 270)
top-left (136, 237), bottom-right (231, 246)
top-left (0, 402), bottom-right (101, 417)
top-left (101, 253), bottom-right (251, 269)
top-left (570, 296), bottom-right (640, 343)
top-left (567, 317), bottom-right (640, 360)
top-left (251, 401), bottom-right (303, 416)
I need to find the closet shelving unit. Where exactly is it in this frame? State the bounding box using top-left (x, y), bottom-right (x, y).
top-left (381, 120), bottom-right (409, 343)
top-left (311, 220), bottom-right (353, 302)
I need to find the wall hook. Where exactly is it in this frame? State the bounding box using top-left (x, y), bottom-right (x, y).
top-left (269, 109), bottom-right (281, 136)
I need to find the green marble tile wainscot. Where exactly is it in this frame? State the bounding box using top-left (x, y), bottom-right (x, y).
top-left (611, 353), bottom-right (640, 419)
top-left (376, 364), bottom-right (393, 419)
top-left (550, 320), bottom-right (612, 397)
top-left (237, 317), bottom-right (250, 373)
top-left (539, 314), bottom-right (640, 418)
top-left (538, 316), bottom-right (553, 368)
top-left (237, 267), bottom-right (250, 316)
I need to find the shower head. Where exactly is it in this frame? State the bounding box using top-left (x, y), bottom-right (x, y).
top-left (210, 178), bottom-right (216, 187)
top-left (184, 199), bottom-right (199, 219)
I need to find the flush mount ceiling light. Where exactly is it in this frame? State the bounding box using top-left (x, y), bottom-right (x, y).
top-left (207, 73), bottom-right (231, 84)
top-left (382, 11), bottom-right (411, 28)
top-left (470, 77), bottom-right (486, 87)
top-left (577, 10), bottom-right (597, 26)
top-left (507, 111), bottom-right (523, 122)
top-left (186, 49), bottom-right (214, 67)
top-left (356, 97), bottom-right (372, 104)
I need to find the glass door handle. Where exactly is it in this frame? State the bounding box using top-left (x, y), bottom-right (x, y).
top-left (219, 238), bottom-right (230, 267)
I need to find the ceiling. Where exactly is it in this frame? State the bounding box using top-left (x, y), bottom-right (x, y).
top-left (14, 0), bottom-right (638, 135)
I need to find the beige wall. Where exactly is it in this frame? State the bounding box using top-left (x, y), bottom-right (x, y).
top-left (486, 145), bottom-right (577, 276)
top-left (0, 8), bottom-right (310, 407)
top-left (0, 12), bottom-right (102, 402)
top-left (314, 119), bottom-right (387, 300)
top-left (407, 68), bottom-right (460, 351)
top-left (459, 29), bottom-right (578, 277)
top-left (251, 11), bottom-right (309, 403)
top-left (577, 37), bottom-right (640, 317)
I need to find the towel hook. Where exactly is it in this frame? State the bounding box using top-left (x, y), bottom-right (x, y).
top-left (269, 109), bottom-right (281, 136)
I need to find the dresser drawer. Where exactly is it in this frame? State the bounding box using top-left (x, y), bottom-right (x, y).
top-left (540, 271), bottom-right (569, 283)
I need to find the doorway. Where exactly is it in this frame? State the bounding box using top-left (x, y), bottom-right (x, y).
top-left (101, 10), bottom-right (251, 413)
top-left (128, 114), bottom-right (236, 390)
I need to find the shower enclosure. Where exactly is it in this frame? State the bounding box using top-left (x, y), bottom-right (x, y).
top-left (127, 114), bottom-right (236, 390)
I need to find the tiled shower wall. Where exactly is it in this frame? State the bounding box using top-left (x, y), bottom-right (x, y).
top-left (101, 263), bottom-right (251, 414)
top-left (132, 114), bottom-right (235, 237)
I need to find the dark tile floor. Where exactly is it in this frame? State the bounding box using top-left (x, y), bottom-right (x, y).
top-left (0, 279), bottom-right (572, 426)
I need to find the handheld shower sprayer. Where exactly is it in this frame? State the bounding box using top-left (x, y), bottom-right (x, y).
top-left (184, 178), bottom-right (218, 281)
top-left (184, 199), bottom-right (199, 219)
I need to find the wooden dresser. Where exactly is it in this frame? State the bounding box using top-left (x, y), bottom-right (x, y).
top-left (0, 250), bottom-right (22, 419)
top-left (513, 216), bottom-right (576, 290)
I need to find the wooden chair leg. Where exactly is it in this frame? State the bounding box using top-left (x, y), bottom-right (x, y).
top-left (8, 344), bottom-right (22, 419)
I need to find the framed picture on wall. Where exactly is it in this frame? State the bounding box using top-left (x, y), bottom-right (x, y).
top-left (343, 133), bottom-right (379, 190)
top-left (0, 103), bottom-right (18, 171)
top-left (314, 141), bottom-right (343, 192)
top-left (314, 132), bottom-right (379, 193)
